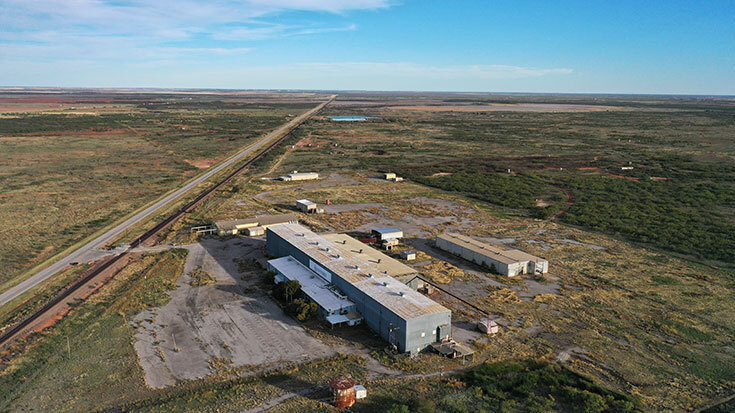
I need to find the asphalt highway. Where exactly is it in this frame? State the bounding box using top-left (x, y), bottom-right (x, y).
top-left (0, 97), bottom-right (333, 308)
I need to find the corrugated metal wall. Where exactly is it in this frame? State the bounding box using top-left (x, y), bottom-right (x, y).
top-left (267, 228), bottom-right (451, 356)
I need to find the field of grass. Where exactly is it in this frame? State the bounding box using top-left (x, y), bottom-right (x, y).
top-left (3, 92), bottom-right (735, 412)
top-left (172, 151), bottom-right (735, 411)
top-left (189, 139), bottom-right (735, 411)
top-left (0, 244), bottom-right (367, 411)
top-left (0, 91), bottom-right (323, 288)
top-left (283, 96), bottom-right (735, 266)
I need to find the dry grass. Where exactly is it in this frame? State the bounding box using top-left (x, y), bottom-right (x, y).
top-left (420, 260), bottom-right (467, 284)
top-left (0, 98), bottom-right (311, 290)
top-left (203, 165), bottom-right (735, 411)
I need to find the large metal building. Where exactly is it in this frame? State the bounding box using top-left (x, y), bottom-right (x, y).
top-left (436, 232), bottom-right (548, 277)
top-left (267, 223), bottom-right (451, 356)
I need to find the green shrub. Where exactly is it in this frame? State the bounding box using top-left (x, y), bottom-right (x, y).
top-left (273, 280), bottom-right (300, 302)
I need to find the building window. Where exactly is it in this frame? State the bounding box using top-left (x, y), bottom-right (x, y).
top-left (421, 332), bottom-right (425, 338)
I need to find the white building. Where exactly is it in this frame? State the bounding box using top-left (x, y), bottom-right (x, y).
top-left (436, 233), bottom-right (548, 277)
top-left (296, 199), bottom-right (318, 213)
top-left (280, 171), bottom-right (319, 181)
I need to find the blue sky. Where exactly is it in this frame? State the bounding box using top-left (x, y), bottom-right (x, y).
top-left (1, 0), bottom-right (733, 94)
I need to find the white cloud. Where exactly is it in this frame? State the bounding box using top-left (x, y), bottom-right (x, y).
top-left (0, 0), bottom-right (377, 61)
top-left (285, 62), bottom-right (573, 80)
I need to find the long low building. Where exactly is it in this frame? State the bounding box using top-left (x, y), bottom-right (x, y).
top-left (214, 213), bottom-right (298, 236)
top-left (279, 171), bottom-right (319, 181)
top-left (436, 232), bottom-right (548, 277)
top-left (267, 223), bottom-right (451, 356)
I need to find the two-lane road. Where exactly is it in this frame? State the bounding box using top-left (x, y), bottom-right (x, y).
top-left (0, 96), bottom-right (333, 308)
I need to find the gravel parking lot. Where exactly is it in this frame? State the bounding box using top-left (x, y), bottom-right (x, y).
top-left (132, 238), bottom-right (334, 388)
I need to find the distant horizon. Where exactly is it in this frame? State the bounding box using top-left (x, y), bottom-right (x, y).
top-left (1, 86), bottom-right (733, 99)
top-left (1, 1), bottom-right (733, 95)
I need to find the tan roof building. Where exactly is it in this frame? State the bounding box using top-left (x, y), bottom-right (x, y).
top-left (436, 232), bottom-right (548, 277)
top-left (214, 213), bottom-right (298, 236)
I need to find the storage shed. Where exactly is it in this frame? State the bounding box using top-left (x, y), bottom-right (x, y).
top-left (436, 233), bottom-right (548, 277)
top-left (296, 199), bottom-right (318, 213)
top-left (246, 226), bottom-right (265, 236)
top-left (383, 172), bottom-right (397, 180)
top-left (355, 385), bottom-right (367, 399)
top-left (477, 317), bottom-right (499, 335)
top-left (401, 250), bottom-right (416, 261)
top-left (372, 227), bottom-right (403, 242)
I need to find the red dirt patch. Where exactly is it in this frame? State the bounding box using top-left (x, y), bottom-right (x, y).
top-left (185, 159), bottom-right (214, 169)
top-left (550, 187), bottom-right (574, 221)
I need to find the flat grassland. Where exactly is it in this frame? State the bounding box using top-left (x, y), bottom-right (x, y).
top-left (2, 92), bottom-right (734, 412)
top-left (0, 91), bottom-right (323, 288)
top-left (285, 93), bottom-right (735, 265)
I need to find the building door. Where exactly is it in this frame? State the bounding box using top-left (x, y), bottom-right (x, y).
top-left (437, 324), bottom-right (449, 341)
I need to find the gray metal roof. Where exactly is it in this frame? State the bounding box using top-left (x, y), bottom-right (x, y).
top-left (372, 227), bottom-right (403, 234)
top-left (268, 224), bottom-right (448, 320)
top-left (268, 256), bottom-right (355, 313)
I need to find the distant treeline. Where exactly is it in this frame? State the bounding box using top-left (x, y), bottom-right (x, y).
top-left (413, 171), bottom-right (561, 219)
top-left (561, 176), bottom-right (735, 263)
top-left (0, 114), bottom-right (126, 134)
top-left (402, 154), bottom-right (735, 263)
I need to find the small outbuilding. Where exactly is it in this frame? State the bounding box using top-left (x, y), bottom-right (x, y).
top-left (296, 199), bottom-right (318, 213)
top-left (401, 250), bottom-right (416, 261)
top-left (372, 227), bottom-right (403, 242)
top-left (246, 226), bottom-right (265, 237)
top-left (372, 227), bottom-right (404, 250)
top-left (355, 384), bottom-right (367, 400)
top-left (383, 172), bottom-right (396, 180)
top-left (477, 317), bottom-right (499, 335)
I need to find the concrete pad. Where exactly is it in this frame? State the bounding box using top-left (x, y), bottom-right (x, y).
top-left (132, 238), bottom-right (334, 388)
